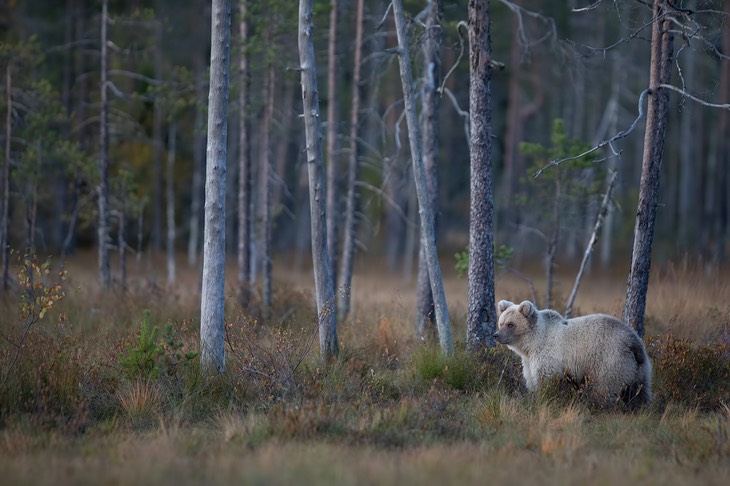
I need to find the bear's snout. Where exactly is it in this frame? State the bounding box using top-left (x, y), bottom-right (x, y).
top-left (492, 332), bottom-right (501, 343)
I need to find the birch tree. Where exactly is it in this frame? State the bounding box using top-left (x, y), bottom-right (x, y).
top-left (624, 0), bottom-right (673, 338)
top-left (337, 0), bottom-right (364, 321)
top-left (392, 0), bottom-right (453, 355)
top-left (200, 0), bottom-right (231, 375)
top-left (298, 0), bottom-right (338, 360)
top-left (465, 0), bottom-right (496, 351)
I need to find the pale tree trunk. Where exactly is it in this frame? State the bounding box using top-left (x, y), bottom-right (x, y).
top-left (2, 65), bottom-right (11, 291)
top-left (238, 0), bottom-right (252, 305)
top-left (416, 0), bottom-right (441, 338)
top-left (465, 0), bottom-right (496, 351)
top-left (98, 0), bottom-right (111, 290)
top-left (624, 0), bottom-right (673, 338)
top-left (392, 0), bottom-right (453, 355)
top-left (258, 64), bottom-right (275, 319)
top-left (337, 0), bottom-right (364, 321)
top-left (152, 22), bottom-right (163, 253)
top-left (200, 0), bottom-right (231, 375)
top-left (188, 54), bottom-right (205, 267)
top-left (298, 0), bottom-right (338, 360)
top-left (166, 122), bottom-right (177, 287)
top-left (325, 0), bottom-right (340, 288)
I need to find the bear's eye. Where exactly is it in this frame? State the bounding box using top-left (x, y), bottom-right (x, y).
top-left (507, 322), bottom-right (514, 329)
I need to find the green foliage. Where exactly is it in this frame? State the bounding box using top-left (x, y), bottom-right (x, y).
top-left (454, 244), bottom-right (516, 278)
top-left (119, 310), bottom-right (163, 381)
top-left (410, 347), bottom-right (481, 391)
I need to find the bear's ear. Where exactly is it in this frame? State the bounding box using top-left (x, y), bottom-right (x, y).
top-left (497, 300), bottom-right (514, 314)
top-left (518, 301), bottom-right (537, 320)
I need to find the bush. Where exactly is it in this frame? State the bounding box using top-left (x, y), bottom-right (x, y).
top-left (647, 334), bottom-right (730, 411)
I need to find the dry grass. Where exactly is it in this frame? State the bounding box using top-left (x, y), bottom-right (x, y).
top-left (0, 251), bottom-right (729, 484)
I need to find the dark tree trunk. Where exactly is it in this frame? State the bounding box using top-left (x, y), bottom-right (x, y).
top-left (299, 0), bottom-right (338, 360)
top-left (337, 0), bottom-right (364, 321)
top-left (152, 22), bottom-right (163, 253)
top-left (465, 0), bottom-right (496, 351)
top-left (624, 0), bottom-right (674, 337)
top-left (258, 64), bottom-right (275, 319)
top-left (188, 47), bottom-right (206, 267)
top-left (713, 0), bottom-right (730, 266)
top-left (237, 0), bottom-right (252, 305)
top-left (1, 65), bottom-right (11, 291)
top-left (416, 0), bottom-right (441, 338)
top-left (166, 123), bottom-right (177, 287)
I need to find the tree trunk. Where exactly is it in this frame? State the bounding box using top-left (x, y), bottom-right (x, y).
top-left (465, 0), bottom-right (496, 351)
top-left (678, 2), bottom-right (697, 251)
top-left (188, 53), bottom-right (206, 267)
top-left (392, 0), bottom-right (453, 355)
top-left (152, 22), bottom-right (164, 254)
top-left (237, 0), bottom-right (252, 305)
top-left (1, 65), bottom-right (11, 291)
top-left (258, 64), bottom-right (275, 319)
top-left (545, 177), bottom-right (561, 309)
top-left (624, 0), bottom-right (673, 337)
top-left (416, 0), bottom-right (441, 338)
top-left (119, 204), bottom-right (127, 292)
top-left (337, 0), bottom-right (364, 321)
top-left (98, 0), bottom-right (111, 290)
top-left (166, 122), bottom-right (177, 287)
top-left (200, 0), bottom-right (232, 376)
top-left (325, 0), bottom-right (340, 289)
top-left (298, 0), bottom-right (338, 360)
top-left (714, 0), bottom-right (730, 266)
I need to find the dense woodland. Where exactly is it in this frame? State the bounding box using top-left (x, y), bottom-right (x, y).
top-left (2, 0), bottom-right (728, 281)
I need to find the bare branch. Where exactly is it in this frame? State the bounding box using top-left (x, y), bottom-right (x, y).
top-left (534, 88), bottom-right (649, 178)
top-left (108, 69), bottom-right (164, 86)
top-left (377, 2), bottom-right (394, 30)
top-left (439, 21), bottom-right (468, 94)
top-left (659, 83), bottom-right (730, 109)
top-left (442, 87), bottom-right (470, 150)
top-left (572, 0), bottom-right (604, 13)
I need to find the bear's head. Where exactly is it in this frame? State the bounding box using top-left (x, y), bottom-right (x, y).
top-left (493, 300), bottom-right (538, 346)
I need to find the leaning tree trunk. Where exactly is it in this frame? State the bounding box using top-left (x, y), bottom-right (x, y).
top-left (1, 64), bottom-right (11, 291)
top-left (392, 0), bottom-right (453, 355)
top-left (298, 0), bottom-right (338, 360)
top-left (337, 0), bottom-right (364, 321)
top-left (416, 0), bottom-right (442, 338)
top-left (98, 0), bottom-right (111, 291)
top-left (624, 0), bottom-right (673, 338)
top-left (465, 0), bottom-right (496, 351)
top-left (166, 122), bottom-right (177, 287)
top-left (200, 0), bottom-right (232, 376)
top-left (237, 0), bottom-right (252, 305)
top-left (325, 0), bottom-right (340, 289)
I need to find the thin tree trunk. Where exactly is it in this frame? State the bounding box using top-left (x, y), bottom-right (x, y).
top-left (325, 0), bottom-right (340, 288)
top-left (298, 0), bottom-right (338, 360)
top-left (188, 55), bottom-right (205, 267)
top-left (565, 170), bottom-right (617, 318)
top-left (1, 64), bottom-right (11, 291)
top-left (624, 0), bottom-right (673, 337)
top-left (152, 22), bottom-right (163, 253)
top-left (465, 0), bottom-right (496, 351)
top-left (545, 177), bottom-right (561, 309)
top-left (402, 173), bottom-right (417, 279)
top-left (258, 64), bottom-right (275, 319)
top-left (98, 0), bottom-right (111, 290)
top-left (337, 0), bottom-right (364, 321)
top-left (416, 0), bottom-right (441, 337)
top-left (166, 122), bottom-right (177, 287)
top-left (200, 0), bottom-right (231, 376)
top-left (119, 206), bottom-right (127, 292)
top-left (392, 0), bottom-right (453, 355)
top-left (237, 0), bottom-right (252, 305)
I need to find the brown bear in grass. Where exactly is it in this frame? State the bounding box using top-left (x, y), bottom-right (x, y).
top-left (494, 300), bottom-right (652, 408)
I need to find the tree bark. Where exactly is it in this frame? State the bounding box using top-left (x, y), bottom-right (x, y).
top-left (200, 0), bottom-right (231, 375)
top-left (298, 0), bottom-right (338, 360)
top-left (337, 0), bottom-right (364, 321)
top-left (166, 122), bottom-right (177, 287)
top-left (465, 0), bottom-right (496, 351)
top-left (237, 0), bottom-right (252, 305)
top-left (325, 0), bottom-right (340, 289)
top-left (392, 0), bottom-right (453, 355)
top-left (1, 65), bottom-right (11, 291)
top-left (98, 0), bottom-right (111, 291)
top-left (416, 0), bottom-right (441, 338)
top-left (624, 0), bottom-right (673, 337)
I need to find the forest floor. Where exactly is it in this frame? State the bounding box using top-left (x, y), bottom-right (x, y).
top-left (0, 251), bottom-right (729, 485)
